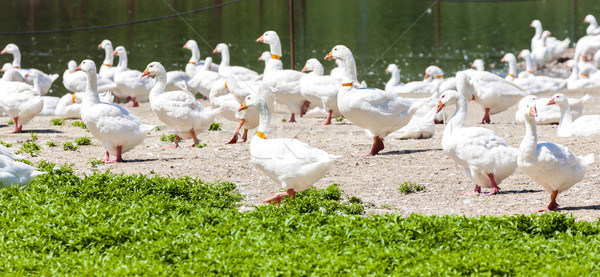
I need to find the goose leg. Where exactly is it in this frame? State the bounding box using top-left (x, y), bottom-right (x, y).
top-left (483, 173), bottom-right (500, 196)
top-left (360, 136), bottom-right (384, 156)
top-left (105, 146), bottom-right (124, 163)
top-left (538, 190), bottom-right (559, 212)
top-left (102, 151), bottom-right (110, 163)
top-left (240, 129), bottom-right (249, 142)
top-left (300, 101), bottom-right (310, 117)
top-left (226, 119), bottom-right (245, 144)
top-left (316, 109), bottom-right (333, 125)
top-left (286, 113), bottom-right (297, 123)
top-left (461, 185), bottom-right (482, 195)
top-left (479, 108), bottom-right (491, 124)
top-left (187, 129), bottom-right (200, 148)
top-left (165, 135), bottom-right (180, 148)
top-left (128, 97), bottom-right (139, 108)
top-left (263, 189), bottom-right (296, 204)
top-left (5, 117), bottom-right (20, 134)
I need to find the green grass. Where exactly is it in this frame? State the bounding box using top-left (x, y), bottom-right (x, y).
top-left (62, 142), bottom-right (79, 151)
top-left (194, 142), bottom-right (207, 148)
top-left (88, 158), bottom-right (102, 167)
top-left (398, 182), bottom-right (424, 194)
top-left (7, 119), bottom-right (13, 125)
top-left (1, 163), bottom-right (600, 275)
top-left (160, 134), bottom-right (179, 143)
top-left (45, 141), bottom-right (57, 147)
top-left (74, 136), bottom-right (92, 146)
top-left (50, 118), bottom-right (65, 126)
top-left (0, 141), bottom-right (11, 147)
top-left (17, 133), bottom-right (41, 157)
top-left (71, 120), bottom-right (87, 129)
top-left (209, 122), bottom-right (222, 131)
top-left (336, 116), bottom-right (344, 122)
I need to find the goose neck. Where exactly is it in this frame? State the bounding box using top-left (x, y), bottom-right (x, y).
top-left (116, 53), bottom-right (128, 70)
top-left (312, 63), bottom-right (325, 76)
top-left (219, 47), bottom-right (231, 67)
top-left (506, 57), bottom-right (517, 78)
top-left (557, 103), bottom-right (573, 130)
top-left (83, 71), bottom-right (100, 104)
top-left (268, 39), bottom-right (282, 57)
top-left (256, 101), bottom-right (271, 136)
top-left (189, 45), bottom-right (200, 63)
top-left (519, 116), bottom-right (539, 164)
top-left (11, 50), bottom-right (21, 68)
top-left (150, 71), bottom-right (167, 97)
top-left (524, 55), bottom-right (535, 73)
top-left (444, 97), bottom-right (468, 136)
top-left (103, 45), bottom-right (114, 65)
top-left (339, 55), bottom-right (358, 85)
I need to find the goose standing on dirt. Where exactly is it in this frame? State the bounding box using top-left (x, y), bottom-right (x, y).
top-left (112, 46), bottom-right (154, 107)
top-left (0, 43), bottom-right (59, 95)
top-left (238, 94), bottom-right (338, 204)
top-left (76, 59), bottom-right (151, 163)
top-left (517, 101), bottom-right (594, 211)
top-left (142, 62), bottom-right (220, 148)
top-left (514, 94), bottom-right (591, 125)
top-left (299, 58), bottom-right (341, 125)
top-left (547, 93), bottom-right (600, 137)
top-left (0, 70), bottom-right (44, 133)
top-left (257, 31), bottom-right (307, 123)
top-left (437, 90), bottom-right (518, 195)
top-left (188, 57), bottom-right (223, 96)
top-left (182, 39), bottom-right (218, 76)
top-left (213, 43), bottom-right (259, 81)
top-left (63, 60), bottom-right (117, 93)
top-left (325, 45), bottom-right (413, 156)
top-left (455, 69), bottom-right (526, 124)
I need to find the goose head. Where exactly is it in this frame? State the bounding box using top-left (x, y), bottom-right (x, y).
top-left (518, 49), bottom-right (531, 59)
top-left (584, 14), bottom-right (595, 24)
top-left (500, 53), bottom-right (516, 63)
top-left (76, 59), bottom-right (97, 74)
top-left (436, 90), bottom-right (461, 113)
top-left (256, 31), bottom-right (279, 45)
top-left (112, 46), bottom-right (127, 57)
top-left (258, 51), bottom-right (271, 61)
top-left (67, 60), bottom-right (78, 73)
top-left (98, 39), bottom-right (112, 50)
top-left (2, 68), bottom-right (24, 82)
top-left (519, 100), bottom-right (538, 121)
top-left (424, 65), bottom-right (443, 81)
top-left (578, 63), bottom-right (597, 78)
top-left (302, 58), bottom-right (320, 72)
top-left (212, 43), bottom-right (228, 54)
top-left (324, 45), bottom-right (352, 61)
top-left (530, 19), bottom-right (542, 29)
top-left (518, 95), bottom-right (538, 109)
top-left (385, 64), bottom-right (399, 74)
top-left (183, 39), bottom-right (198, 50)
top-left (0, 63), bottom-right (12, 72)
top-left (547, 93), bottom-right (567, 107)
top-left (1, 43), bottom-right (18, 55)
top-left (471, 59), bottom-right (484, 71)
top-left (141, 61), bottom-right (165, 78)
top-left (238, 93), bottom-right (265, 112)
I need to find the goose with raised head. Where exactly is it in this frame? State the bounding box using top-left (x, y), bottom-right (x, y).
top-left (63, 60), bottom-right (117, 93)
top-left (530, 20), bottom-right (570, 61)
top-left (515, 94), bottom-right (591, 125)
top-left (182, 39), bottom-right (218, 76)
top-left (0, 70), bottom-right (43, 133)
top-left (325, 45), bottom-right (413, 156)
top-left (517, 101), bottom-right (594, 211)
top-left (55, 91), bottom-right (115, 119)
top-left (502, 53), bottom-right (566, 93)
top-left (188, 57), bottom-right (223, 96)
top-left (584, 14), bottom-right (600, 36)
top-left (76, 59), bottom-right (151, 163)
top-left (455, 69), bottom-right (526, 124)
top-left (238, 94), bottom-right (339, 204)
top-left (471, 59), bottom-right (485, 71)
top-left (437, 90), bottom-right (518, 195)
top-left (384, 64), bottom-right (404, 93)
top-left (300, 58), bottom-right (341, 125)
top-left (531, 31), bottom-right (554, 69)
top-left (112, 46), bottom-right (154, 107)
top-left (423, 65), bottom-right (456, 96)
top-left (213, 43), bottom-right (259, 81)
top-left (142, 62), bottom-right (220, 148)
top-left (0, 43), bottom-right (59, 96)
top-left (257, 31), bottom-right (307, 123)
top-left (547, 93), bottom-right (600, 137)
top-left (258, 51), bottom-right (272, 75)
top-left (98, 40), bottom-right (117, 79)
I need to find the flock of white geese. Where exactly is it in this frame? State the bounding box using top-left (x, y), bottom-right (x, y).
top-left (2, 16), bottom-right (600, 211)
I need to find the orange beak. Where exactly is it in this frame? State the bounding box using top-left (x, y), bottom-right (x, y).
top-left (183, 43), bottom-right (188, 49)
top-left (385, 68), bottom-right (390, 73)
top-left (547, 31), bottom-right (551, 36)
top-left (517, 54), bottom-right (522, 58)
top-left (324, 52), bottom-right (333, 60)
top-left (112, 50), bottom-right (118, 56)
top-left (301, 66), bottom-right (307, 72)
top-left (256, 36), bottom-right (264, 43)
top-left (212, 47), bottom-right (218, 53)
top-left (547, 98), bottom-right (555, 106)
top-left (0, 49), bottom-right (7, 54)
top-left (75, 65), bottom-right (82, 71)
top-left (424, 73), bottom-right (430, 80)
top-left (470, 63), bottom-right (475, 68)
top-left (258, 55), bottom-right (263, 61)
top-left (584, 19), bottom-right (587, 23)
top-left (500, 58), bottom-right (506, 62)
top-left (141, 68), bottom-right (150, 78)
top-left (98, 43), bottom-right (103, 49)
top-left (529, 106), bottom-right (538, 117)
top-left (238, 100), bottom-right (248, 112)
top-left (529, 22), bottom-right (533, 27)
top-left (436, 100), bottom-right (445, 114)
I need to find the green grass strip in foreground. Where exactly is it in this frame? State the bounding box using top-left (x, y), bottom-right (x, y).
top-left (0, 162), bottom-right (598, 275)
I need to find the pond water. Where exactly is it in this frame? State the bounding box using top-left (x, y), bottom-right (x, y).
top-left (0, 0), bottom-right (598, 96)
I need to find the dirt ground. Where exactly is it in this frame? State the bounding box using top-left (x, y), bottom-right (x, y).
top-left (3, 86), bottom-right (600, 220)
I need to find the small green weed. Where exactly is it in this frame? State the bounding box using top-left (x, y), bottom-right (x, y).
top-left (74, 136), bottom-right (92, 146)
top-left (152, 126), bottom-right (161, 131)
top-left (336, 116), bottom-right (344, 122)
top-left (46, 141), bottom-right (57, 147)
top-left (398, 182), bottom-right (424, 194)
top-left (17, 133), bottom-right (41, 157)
top-left (29, 132), bottom-right (38, 142)
top-left (63, 142), bottom-right (79, 151)
top-left (7, 119), bottom-right (13, 125)
top-left (194, 143), bottom-right (207, 148)
top-left (209, 122), bottom-right (222, 131)
top-left (50, 118), bottom-right (65, 126)
top-left (14, 159), bottom-right (33, 166)
top-left (88, 158), bottom-right (102, 167)
top-left (160, 133), bottom-right (179, 142)
top-left (71, 120), bottom-right (87, 129)
top-left (0, 141), bottom-right (11, 147)
top-left (281, 118), bottom-right (287, 122)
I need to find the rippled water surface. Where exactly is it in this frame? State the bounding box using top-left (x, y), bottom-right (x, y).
top-left (0, 0), bottom-right (598, 95)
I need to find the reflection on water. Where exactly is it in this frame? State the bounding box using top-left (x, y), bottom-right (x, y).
top-left (0, 0), bottom-right (598, 96)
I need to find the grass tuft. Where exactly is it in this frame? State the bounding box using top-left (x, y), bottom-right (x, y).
top-left (398, 182), bottom-right (424, 194)
top-left (74, 136), bottom-right (92, 146)
top-left (160, 134), bottom-right (179, 142)
top-left (209, 122), bottom-right (222, 131)
top-left (63, 142), bottom-right (79, 151)
top-left (50, 118), bottom-right (65, 126)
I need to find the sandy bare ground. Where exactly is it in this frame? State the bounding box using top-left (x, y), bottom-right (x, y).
top-left (2, 87), bottom-right (600, 220)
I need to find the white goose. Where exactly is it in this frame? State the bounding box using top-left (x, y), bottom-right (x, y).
top-left (517, 101), bottom-right (594, 211)
top-left (531, 31), bottom-right (553, 69)
top-left (515, 94), bottom-right (591, 125)
top-left (330, 59), bottom-right (345, 82)
top-left (0, 70), bottom-right (44, 133)
top-left (143, 62), bottom-right (221, 148)
top-left (257, 31), bottom-right (307, 123)
top-left (437, 90), bottom-right (518, 195)
top-left (423, 65), bottom-right (456, 95)
top-left (0, 155), bottom-right (45, 187)
top-left (548, 93), bottom-right (600, 137)
top-left (471, 59), bottom-right (485, 71)
top-left (0, 43), bottom-right (59, 96)
top-left (213, 43), bottom-right (259, 81)
top-left (584, 14), bottom-right (600, 36)
top-left (188, 57), bottom-right (223, 96)
top-left (238, 94), bottom-right (338, 204)
top-left (112, 46), bottom-right (154, 107)
top-left (0, 144), bottom-right (25, 160)
top-left (63, 60), bottom-right (117, 93)
top-left (98, 39), bottom-right (117, 80)
top-left (182, 39), bottom-right (218, 77)
top-left (300, 58), bottom-right (341, 125)
top-left (530, 20), bottom-right (570, 61)
top-left (384, 64), bottom-right (404, 93)
top-left (55, 91), bottom-right (114, 119)
top-left (502, 53), bottom-right (566, 94)
top-left (76, 59), bottom-right (151, 163)
top-left (325, 45), bottom-right (413, 156)
top-left (388, 96), bottom-right (437, 140)
top-left (258, 51), bottom-right (272, 75)
top-left (455, 69), bottom-right (526, 124)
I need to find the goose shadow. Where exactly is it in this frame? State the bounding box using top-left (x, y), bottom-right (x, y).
top-left (27, 129), bottom-right (64, 134)
top-left (560, 205), bottom-right (600, 211)
top-left (379, 148), bottom-right (443, 156)
top-left (499, 189), bottom-right (543, 194)
top-left (122, 157), bottom-right (187, 163)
